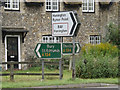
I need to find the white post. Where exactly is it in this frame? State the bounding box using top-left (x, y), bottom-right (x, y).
top-left (69, 56), bottom-right (72, 71)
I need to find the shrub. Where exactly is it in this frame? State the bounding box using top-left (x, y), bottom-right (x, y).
top-left (76, 43), bottom-right (118, 78)
top-left (81, 43), bottom-right (118, 58)
top-left (104, 23), bottom-right (120, 46)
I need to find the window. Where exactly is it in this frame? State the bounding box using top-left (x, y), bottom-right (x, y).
top-left (90, 35), bottom-right (100, 44)
top-left (45, 0), bottom-right (59, 11)
top-left (82, 0), bottom-right (94, 12)
top-left (42, 35), bottom-right (62, 43)
top-left (4, 0), bottom-right (19, 10)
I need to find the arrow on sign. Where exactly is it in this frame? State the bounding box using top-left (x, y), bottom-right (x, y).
top-left (75, 43), bottom-right (80, 53)
top-left (69, 12), bottom-right (77, 35)
top-left (35, 44), bottom-right (41, 58)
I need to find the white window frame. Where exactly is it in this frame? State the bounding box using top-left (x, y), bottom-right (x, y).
top-left (42, 36), bottom-right (62, 43)
top-left (45, 0), bottom-right (59, 11)
top-left (4, 0), bottom-right (19, 10)
top-left (5, 35), bottom-right (21, 70)
top-left (82, 0), bottom-right (94, 12)
top-left (89, 35), bottom-right (101, 44)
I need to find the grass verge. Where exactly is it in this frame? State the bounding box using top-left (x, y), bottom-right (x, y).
top-left (1, 70), bottom-right (118, 88)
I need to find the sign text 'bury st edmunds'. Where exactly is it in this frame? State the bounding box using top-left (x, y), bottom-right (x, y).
top-left (35, 43), bottom-right (62, 59)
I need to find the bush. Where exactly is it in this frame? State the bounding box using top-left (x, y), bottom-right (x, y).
top-left (76, 43), bottom-right (119, 78)
top-left (104, 23), bottom-right (120, 46)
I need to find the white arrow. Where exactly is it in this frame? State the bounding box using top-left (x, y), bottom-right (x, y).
top-left (36, 44), bottom-right (41, 58)
top-left (76, 43), bottom-right (80, 53)
top-left (69, 11), bottom-right (78, 36)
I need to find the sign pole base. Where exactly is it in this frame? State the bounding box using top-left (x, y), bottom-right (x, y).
top-left (42, 59), bottom-right (44, 80)
top-left (59, 59), bottom-right (63, 80)
top-left (72, 35), bottom-right (76, 80)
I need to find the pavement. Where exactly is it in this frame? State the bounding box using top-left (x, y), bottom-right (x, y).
top-left (30, 83), bottom-right (119, 89)
top-left (1, 84), bottom-right (119, 90)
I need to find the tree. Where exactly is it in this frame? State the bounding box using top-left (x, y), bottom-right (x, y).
top-left (105, 23), bottom-right (120, 47)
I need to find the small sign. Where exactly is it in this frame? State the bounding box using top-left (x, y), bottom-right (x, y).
top-left (62, 43), bottom-right (73, 54)
top-left (52, 11), bottom-right (79, 36)
top-left (62, 42), bottom-right (81, 55)
top-left (34, 43), bottom-right (62, 59)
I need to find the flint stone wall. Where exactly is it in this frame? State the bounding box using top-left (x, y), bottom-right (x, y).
top-left (1, 2), bottom-right (119, 62)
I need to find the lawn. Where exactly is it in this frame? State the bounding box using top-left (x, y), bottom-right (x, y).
top-left (1, 69), bottom-right (119, 88)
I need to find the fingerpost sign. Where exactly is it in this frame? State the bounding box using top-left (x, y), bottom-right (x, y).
top-left (34, 43), bottom-right (62, 59)
top-left (52, 11), bottom-right (79, 36)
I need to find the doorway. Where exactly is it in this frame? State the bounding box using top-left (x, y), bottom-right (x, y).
top-left (5, 35), bottom-right (21, 70)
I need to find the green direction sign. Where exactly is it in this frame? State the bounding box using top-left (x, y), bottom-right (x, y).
top-left (34, 43), bottom-right (62, 59)
top-left (62, 42), bottom-right (81, 55)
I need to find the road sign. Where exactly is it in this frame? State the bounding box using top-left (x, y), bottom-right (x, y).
top-left (62, 42), bottom-right (81, 55)
top-left (52, 11), bottom-right (79, 36)
top-left (34, 43), bottom-right (62, 59)
top-left (62, 43), bottom-right (73, 54)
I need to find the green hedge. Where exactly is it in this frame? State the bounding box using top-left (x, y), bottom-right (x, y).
top-left (76, 43), bottom-right (119, 78)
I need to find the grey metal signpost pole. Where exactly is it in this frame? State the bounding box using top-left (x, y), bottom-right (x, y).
top-left (60, 38), bottom-right (63, 80)
top-left (59, 59), bottom-right (63, 80)
top-left (42, 59), bottom-right (44, 80)
top-left (72, 35), bottom-right (76, 79)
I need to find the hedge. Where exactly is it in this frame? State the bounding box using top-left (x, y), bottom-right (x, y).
top-left (76, 43), bottom-right (119, 78)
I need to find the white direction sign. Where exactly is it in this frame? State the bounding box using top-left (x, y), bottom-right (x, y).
top-left (52, 11), bottom-right (78, 36)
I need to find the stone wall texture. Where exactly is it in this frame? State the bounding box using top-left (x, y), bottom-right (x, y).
top-left (0, 1), bottom-right (119, 65)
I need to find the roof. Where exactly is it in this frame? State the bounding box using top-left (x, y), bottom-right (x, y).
top-left (2, 26), bottom-right (28, 33)
top-left (2, 26), bottom-right (29, 43)
top-left (2, 29), bottom-right (29, 33)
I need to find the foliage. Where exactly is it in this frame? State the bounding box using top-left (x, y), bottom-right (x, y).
top-left (81, 43), bottom-right (118, 58)
top-left (76, 43), bottom-right (119, 78)
top-left (104, 23), bottom-right (120, 46)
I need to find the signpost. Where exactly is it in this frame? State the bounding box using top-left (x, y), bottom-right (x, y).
top-left (62, 42), bottom-right (80, 55)
top-left (52, 11), bottom-right (79, 36)
top-left (52, 11), bottom-right (80, 79)
top-left (34, 43), bottom-right (62, 80)
top-left (34, 43), bottom-right (62, 59)
top-left (34, 11), bottom-right (80, 80)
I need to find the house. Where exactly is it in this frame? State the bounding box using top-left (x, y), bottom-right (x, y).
top-left (0, 0), bottom-right (119, 70)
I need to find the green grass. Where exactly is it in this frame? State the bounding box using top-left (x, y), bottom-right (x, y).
top-left (1, 70), bottom-right (119, 88)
